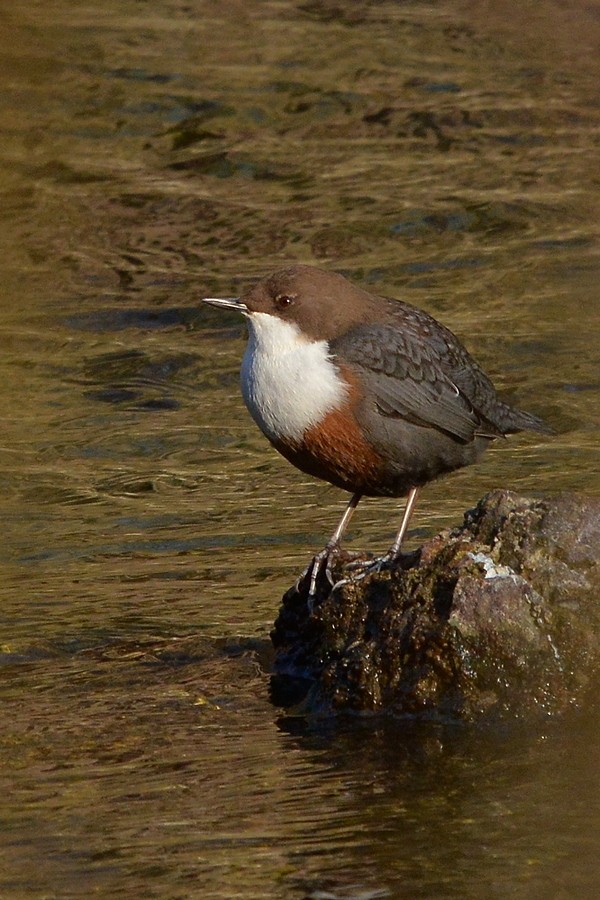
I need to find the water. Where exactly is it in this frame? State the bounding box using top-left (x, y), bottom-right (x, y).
top-left (1, 0), bottom-right (599, 896)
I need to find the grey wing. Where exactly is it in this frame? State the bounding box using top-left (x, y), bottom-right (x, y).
top-left (331, 324), bottom-right (501, 443)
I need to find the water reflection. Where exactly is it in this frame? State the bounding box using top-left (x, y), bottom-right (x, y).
top-left (1, 0), bottom-right (599, 895)
top-left (277, 713), bottom-right (600, 897)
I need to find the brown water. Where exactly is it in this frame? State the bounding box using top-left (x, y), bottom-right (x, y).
top-left (1, 0), bottom-right (599, 896)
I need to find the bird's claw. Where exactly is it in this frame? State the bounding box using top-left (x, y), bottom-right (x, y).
top-left (296, 544), bottom-right (340, 610)
top-left (299, 550), bottom-right (385, 611)
top-left (343, 553), bottom-right (393, 582)
top-left (298, 547), bottom-right (408, 613)
top-left (308, 546), bottom-right (336, 596)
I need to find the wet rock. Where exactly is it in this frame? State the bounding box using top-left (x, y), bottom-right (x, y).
top-left (271, 490), bottom-right (600, 721)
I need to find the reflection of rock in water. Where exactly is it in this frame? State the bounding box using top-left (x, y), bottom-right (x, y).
top-left (271, 491), bottom-right (600, 721)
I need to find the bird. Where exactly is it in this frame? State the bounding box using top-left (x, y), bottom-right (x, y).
top-left (203, 265), bottom-right (551, 596)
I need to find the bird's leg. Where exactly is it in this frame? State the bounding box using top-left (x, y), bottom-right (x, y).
top-left (345, 486), bottom-right (421, 579)
top-left (299, 492), bottom-right (362, 600)
top-left (387, 485), bottom-right (421, 560)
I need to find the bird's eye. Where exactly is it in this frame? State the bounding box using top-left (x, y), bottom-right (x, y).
top-left (275, 293), bottom-right (295, 309)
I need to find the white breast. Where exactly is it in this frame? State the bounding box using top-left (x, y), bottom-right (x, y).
top-left (240, 312), bottom-right (348, 443)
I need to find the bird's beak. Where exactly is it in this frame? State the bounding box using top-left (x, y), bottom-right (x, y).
top-left (202, 296), bottom-right (248, 314)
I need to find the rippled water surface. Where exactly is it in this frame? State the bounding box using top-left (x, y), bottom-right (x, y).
top-left (1, 0), bottom-right (599, 896)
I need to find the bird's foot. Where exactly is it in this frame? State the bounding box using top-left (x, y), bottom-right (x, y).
top-left (297, 544), bottom-right (364, 610)
top-left (333, 551), bottom-right (394, 588)
top-left (297, 546), bottom-right (416, 611)
top-left (296, 543), bottom-right (338, 607)
top-left (339, 547), bottom-right (417, 587)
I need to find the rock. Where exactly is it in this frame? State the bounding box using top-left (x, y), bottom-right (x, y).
top-left (271, 490), bottom-right (600, 721)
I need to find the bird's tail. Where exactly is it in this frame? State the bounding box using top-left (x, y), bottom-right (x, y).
top-left (500, 404), bottom-right (554, 435)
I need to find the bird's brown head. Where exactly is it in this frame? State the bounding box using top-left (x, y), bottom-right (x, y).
top-left (240, 265), bottom-right (378, 341)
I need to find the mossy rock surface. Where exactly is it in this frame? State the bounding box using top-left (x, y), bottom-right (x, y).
top-left (271, 491), bottom-right (600, 721)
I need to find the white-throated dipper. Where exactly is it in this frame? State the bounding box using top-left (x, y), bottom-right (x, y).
top-left (203, 265), bottom-right (550, 595)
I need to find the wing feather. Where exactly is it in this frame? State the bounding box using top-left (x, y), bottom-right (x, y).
top-left (331, 324), bottom-right (501, 443)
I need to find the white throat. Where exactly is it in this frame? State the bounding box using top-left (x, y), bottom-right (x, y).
top-left (240, 312), bottom-right (348, 443)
